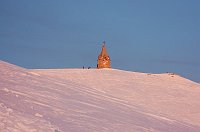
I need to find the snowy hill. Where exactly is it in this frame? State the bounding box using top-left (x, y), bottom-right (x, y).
top-left (0, 61), bottom-right (200, 131)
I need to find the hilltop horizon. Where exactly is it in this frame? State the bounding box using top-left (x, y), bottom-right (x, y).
top-left (1, 59), bottom-right (199, 83)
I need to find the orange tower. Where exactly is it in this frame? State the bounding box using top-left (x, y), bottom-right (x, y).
top-left (97, 42), bottom-right (111, 69)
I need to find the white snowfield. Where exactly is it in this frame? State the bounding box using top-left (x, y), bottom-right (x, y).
top-left (0, 61), bottom-right (200, 132)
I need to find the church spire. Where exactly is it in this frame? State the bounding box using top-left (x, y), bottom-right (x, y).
top-left (100, 41), bottom-right (108, 57)
top-left (97, 41), bottom-right (111, 69)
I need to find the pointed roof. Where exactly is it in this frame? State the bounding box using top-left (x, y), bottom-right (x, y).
top-left (99, 41), bottom-right (109, 57)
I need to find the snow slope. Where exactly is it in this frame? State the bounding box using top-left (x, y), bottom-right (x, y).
top-left (0, 60), bottom-right (200, 131)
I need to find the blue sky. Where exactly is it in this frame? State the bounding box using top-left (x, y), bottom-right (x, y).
top-left (0, 0), bottom-right (200, 82)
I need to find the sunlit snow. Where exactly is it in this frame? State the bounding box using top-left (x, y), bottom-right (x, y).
top-left (0, 60), bottom-right (200, 131)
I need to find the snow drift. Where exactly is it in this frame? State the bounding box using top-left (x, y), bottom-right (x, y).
top-left (0, 60), bottom-right (200, 131)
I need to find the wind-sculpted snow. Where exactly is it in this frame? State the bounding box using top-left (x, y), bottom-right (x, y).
top-left (0, 61), bottom-right (200, 131)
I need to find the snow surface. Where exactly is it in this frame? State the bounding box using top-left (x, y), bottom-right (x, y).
top-left (0, 60), bottom-right (200, 132)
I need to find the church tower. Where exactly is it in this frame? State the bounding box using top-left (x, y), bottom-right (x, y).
top-left (97, 42), bottom-right (111, 69)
